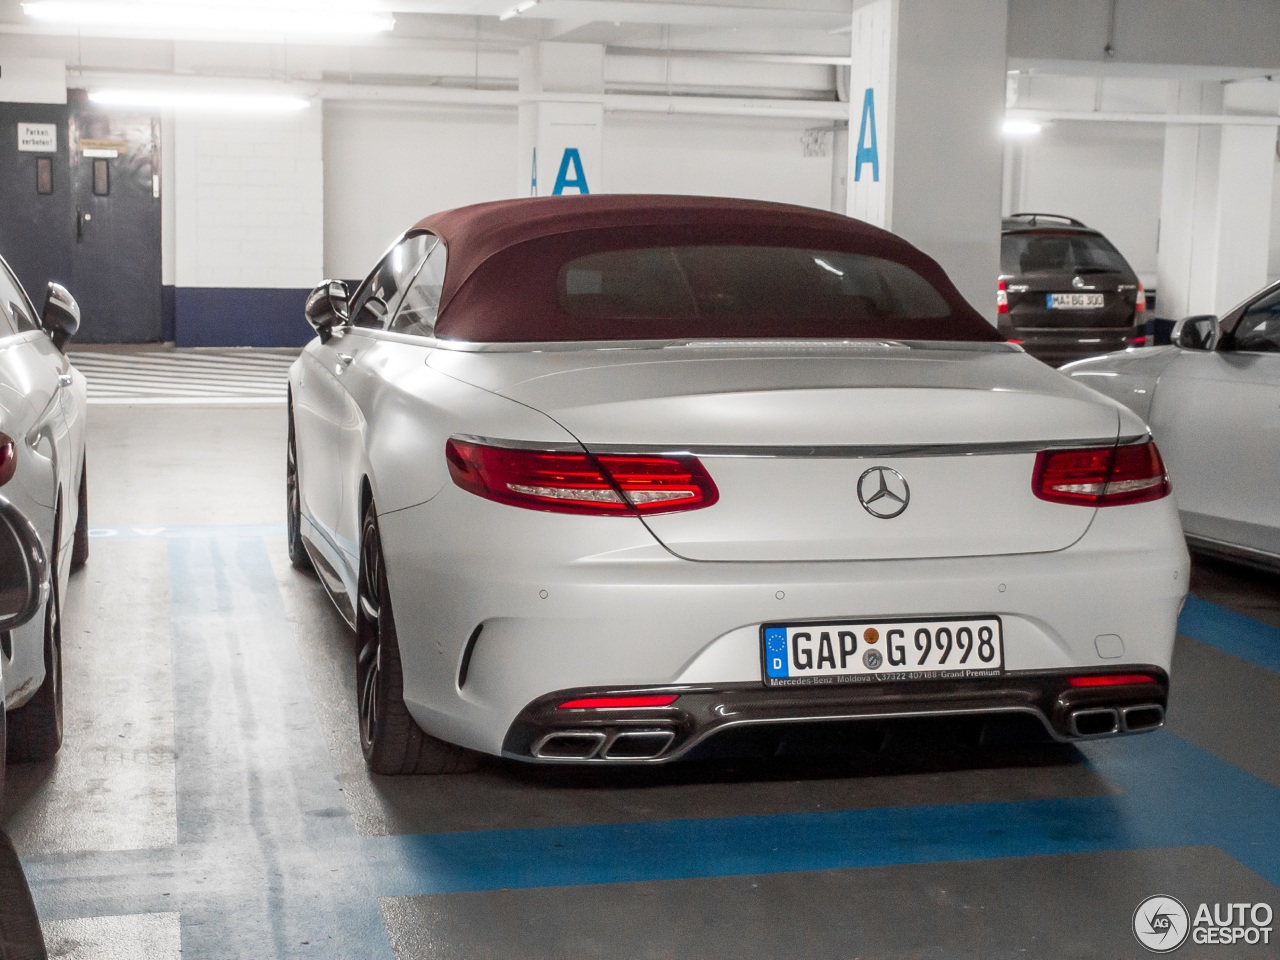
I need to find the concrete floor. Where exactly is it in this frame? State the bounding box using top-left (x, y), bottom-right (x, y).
top-left (4, 402), bottom-right (1279, 959)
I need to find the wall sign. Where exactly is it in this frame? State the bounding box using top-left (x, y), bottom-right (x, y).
top-left (18, 121), bottom-right (56, 153)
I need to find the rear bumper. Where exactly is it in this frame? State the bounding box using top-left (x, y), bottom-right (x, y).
top-left (1009, 327), bottom-right (1140, 366)
top-left (502, 668), bottom-right (1170, 763)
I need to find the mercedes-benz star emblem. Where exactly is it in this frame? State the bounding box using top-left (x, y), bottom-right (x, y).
top-left (857, 466), bottom-right (910, 519)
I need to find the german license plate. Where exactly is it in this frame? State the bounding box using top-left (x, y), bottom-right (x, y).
top-left (1047, 293), bottom-right (1104, 309)
top-left (761, 617), bottom-right (1003, 687)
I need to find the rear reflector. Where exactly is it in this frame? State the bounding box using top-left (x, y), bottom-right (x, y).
top-left (1067, 674), bottom-right (1156, 688)
top-left (445, 439), bottom-right (718, 516)
top-left (1033, 440), bottom-right (1170, 507)
top-left (558, 695), bottom-right (680, 709)
top-left (0, 433), bottom-right (14, 487)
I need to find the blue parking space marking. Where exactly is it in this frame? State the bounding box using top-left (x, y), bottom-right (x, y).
top-left (90, 524), bottom-right (287, 540)
top-left (360, 730), bottom-right (1280, 896)
top-left (20, 532), bottom-right (1280, 958)
top-left (1179, 595), bottom-right (1280, 675)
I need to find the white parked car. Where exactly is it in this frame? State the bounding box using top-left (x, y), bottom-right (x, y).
top-left (1063, 280), bottom-right (1280, 569)
top-left (288, 195), bottom-right (1188, 774)
top-left (0, 254), bottom-right (87, 768)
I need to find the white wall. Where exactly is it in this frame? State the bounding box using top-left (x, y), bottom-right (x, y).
top-left (173, 107), bottom-right (324, 289)
top-left (1008, 121), bottom-right (1165, 285)
top-left (323, 104), bottom-right (840, 281)
top-left (323, 102), bottom-right (519, 280)
top-left (602, 113), bottom-right (836, 210)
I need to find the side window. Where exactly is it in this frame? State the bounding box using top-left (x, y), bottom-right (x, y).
top-left (1230, 289), bottom-right (1280, 354)
top-left (390, 241), bottom-right (447, 337)
top-left (0, 262), bottom-right (39, 337)
top-left (349, 233), bottom-right (436, 329)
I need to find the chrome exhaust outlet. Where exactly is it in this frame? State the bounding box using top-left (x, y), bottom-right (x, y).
top-left (602, 729), bottom-right (676, 760)
top-left (1120, 703), bottom-right (1165, 733)
top-left (1069, 707), bottom-right (1120, 738)
top-left (531, 730), bottom-right (607, 760)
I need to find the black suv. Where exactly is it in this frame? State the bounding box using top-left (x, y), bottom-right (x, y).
top-left (998, 213), bottom-right (1145, 366)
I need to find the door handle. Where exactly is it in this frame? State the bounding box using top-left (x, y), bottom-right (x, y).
top-left (58, 373), bottom-right (73, 388)
top-left (75, 207), bottom-right (91, 243)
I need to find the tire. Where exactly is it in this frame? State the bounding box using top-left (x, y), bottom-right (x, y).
top-left (70, 458), bottom-right (88, 572)
top-left (286, 408), bottom-right (312, 572)
top-left (356, 504), bottom-right (477, 775)
top-left (7, 506), bottom-right (64, 764)
top-left (0, 831), bottom-right (47, 960)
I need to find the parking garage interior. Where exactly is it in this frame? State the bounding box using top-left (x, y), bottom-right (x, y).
top-left (1, 1), bottom-right (1280, 958)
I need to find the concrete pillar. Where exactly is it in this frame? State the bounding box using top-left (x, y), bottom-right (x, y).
top-left (517, 43), bottom-right (605, 197)
top-left (846, 0), bottom-right (1008, 318)
top-left (1157, 81), bottom-right (1278, 317)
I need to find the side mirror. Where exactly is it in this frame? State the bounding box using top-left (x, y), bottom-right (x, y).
top-left (1172, 314), bottom-right (1220, 351)
top-left (42, 282), bottom-right (80, 352)
top-left (305, 280), bottom-right (350, 343)
top-left (0, 495), bottom-right (49, 632)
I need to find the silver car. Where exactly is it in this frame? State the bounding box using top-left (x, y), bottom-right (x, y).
top-left (289, 195), bottom-right (1188, 774)
top-left (0, 255), bottom-right (87, 767)
top-left (1063, 280), bottom-right (1280, 569)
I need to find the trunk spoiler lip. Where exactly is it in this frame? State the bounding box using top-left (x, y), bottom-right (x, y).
top-left (449, 433), bottom-right (1151, 461)
top-left (430, 337), bottom-right (1020, 355)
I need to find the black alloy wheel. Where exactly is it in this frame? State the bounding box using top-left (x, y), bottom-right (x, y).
top-left (286, 409), bottom-right (311, 571)
top-left (355, 504), bottom-right (478, 776)
top-left (70, 459), bottom-right (88, 572)
top-left (7, 503), bottom-right (64, 763)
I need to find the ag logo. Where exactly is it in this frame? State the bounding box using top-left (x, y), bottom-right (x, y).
top-left (1134, 895), bottom-right (1190, 953)
top-left (857, 466), bottom-right (910, 519)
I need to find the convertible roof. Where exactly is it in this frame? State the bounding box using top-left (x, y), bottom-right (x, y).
top-left (411, 194), bottom-right (996, 342)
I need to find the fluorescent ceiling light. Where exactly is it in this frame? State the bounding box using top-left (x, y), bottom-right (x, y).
top-left (498, 0), bottom-right (539, 21)
top-left (1002, 118), bottom-right (1043, 138)
top-left (22, 2), bottom-right (393, 36)
top-left (89, 89), bottom-right (311, 113)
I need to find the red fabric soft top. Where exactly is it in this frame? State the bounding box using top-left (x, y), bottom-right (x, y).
top-left (411, 194), bottom-right (997, 342)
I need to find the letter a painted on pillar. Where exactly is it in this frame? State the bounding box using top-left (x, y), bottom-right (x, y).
top-left (854, 88), bottom-right (879, 183)
top-left (552, 147), bottom-right (590, 195)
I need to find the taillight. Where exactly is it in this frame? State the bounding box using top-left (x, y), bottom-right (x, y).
top-left (1066, 674), bottom-right (1156, 688)
top-left (1134, 282), bottom-right (1146, 314)
top-left (558, 695), bottom-right (679, 709)
top-left (0, 433), bottom-right (14, 487)
top-left (445, 439), bottom-right (718, 516)
top-left (1033, 440), bottom-right (1170, 507)
top-left (997, 279), bottom-right (1009, 315)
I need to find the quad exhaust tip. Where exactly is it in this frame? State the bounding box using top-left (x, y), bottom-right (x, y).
top-left (1069, 703), bottom-right (1164, 738)
top-left (530, 728), bottom-right (676, 761)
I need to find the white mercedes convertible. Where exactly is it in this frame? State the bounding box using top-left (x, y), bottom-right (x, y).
top-left (288, 195), bottom-right (1188, 774)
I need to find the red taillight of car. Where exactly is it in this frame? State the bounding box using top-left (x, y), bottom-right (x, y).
top-left (557, 695), bottom-right (679, 709)
top-left (1129, 334), bottom-right (1147, 347)
top-left (1066, 673), bottom-right (1157, 688)
top-left (997, 279), bottom-right (1009, 315)
top-left (444, 439), bottom-right (719, 516)
top-left (1134, 282), bottom-right (1146, 314)
top-left (0, 433), bottom-right (14, 487)
top-left (1033, 440), bottom-right (1170, 507)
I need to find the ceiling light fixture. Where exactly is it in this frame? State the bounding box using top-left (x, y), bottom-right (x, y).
top-left (1002, 118), bottom-right (1043, 138)
top-left (22, 2), bottom-right (394, 37)
top-left (89, 89), bottom-right (311, 113)
top-left (498, 0), bottom-right (540, 22)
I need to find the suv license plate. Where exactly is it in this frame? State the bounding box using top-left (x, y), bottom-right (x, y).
top-left (761, 617), bottom-right (1003, 687)
top-left (1048, 293), bottom-right (1104, 309)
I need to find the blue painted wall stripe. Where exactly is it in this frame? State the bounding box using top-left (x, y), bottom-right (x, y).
top-left (1178, 594), bottom-right (1280, 674)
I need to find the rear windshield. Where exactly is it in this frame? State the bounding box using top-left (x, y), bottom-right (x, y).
top-left (557, 245), bottom-right (951, 335)
top-left (1002, 231), bottom-right (1132, 276)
